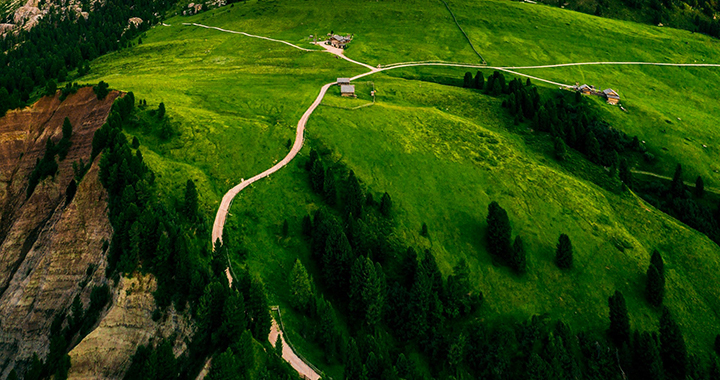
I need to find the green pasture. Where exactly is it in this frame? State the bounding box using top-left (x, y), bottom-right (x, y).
top-left (79, 0), bottom-right (720, 372)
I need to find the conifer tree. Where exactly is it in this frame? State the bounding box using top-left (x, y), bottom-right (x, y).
top-left (608, 290), bottom-right (630, 346)
top-left (290, 259), bottom-right (312, 312)
top-left (345, 170), bottom-right (364, 219)
top-left (208, 348), bottom-right (240, 380)
top-left (555, 233), bottom-right (573, 269)
top-left (322, 168), bottom-right (336, 205)
top-left (310, 159), bottom-right (325, 194)
top-left (619, 158), bottom-right (633, 188)
top-left (247, 277), bottom-right (271, 340)
top-left (474, 71), bottom-right (484, 90)
top-left (634, 331), bottom-right (664, 380)
top-left (62, 117), bottom-right (73, 140)
top-left (671, 164), bottom-right (684, 199)
top-left (463, 72), bottom-right (473, 88)
top-left (651, 250), bottom-right (664, 278)
top-left (554, 136), bottom-right (568, 161)
top-left (660, 306), bottom-right (688, 380)
top-left (586, 131), bottom-right (601, 164)
top-left (157, 102), bottom-right (166, 119)
top-left (183, 179), bottom-right (199, 221)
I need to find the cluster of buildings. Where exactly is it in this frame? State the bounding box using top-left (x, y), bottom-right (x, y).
top-left (573, 83), bottom-right (620, 105)
top-left (327, 34), bottom-right (353, 49)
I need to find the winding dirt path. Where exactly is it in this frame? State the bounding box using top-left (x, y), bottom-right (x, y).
top-left (188, 22), bottom-right (720, 380)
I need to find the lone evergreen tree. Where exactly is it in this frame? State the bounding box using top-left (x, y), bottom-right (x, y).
top-left (696, 176), bottom-right (705, 198)
top-left (510, 236), bottom-right (527, 274)
top-left (555, 233), bottom-right (573, 269)
top-left (487, 201), bottom-right (512, 263)
top-left (608, 290), bottom-right (630, 346)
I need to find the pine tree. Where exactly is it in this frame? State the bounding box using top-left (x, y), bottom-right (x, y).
top-left (322, 167), bottom-right (336, 205)
top-left (290, 259), bottom-right (312, 312)
top-left (646, 264), bottom-right (664, 307)
top-left (310, 159), bottom-right (325, 194)
top-left (208, 348), bottom-right (240, 380)
top-left (671, 163), bottom-right (684, 199)
top-left (421, 222), bottom-right (429, 237)
top-left (463, 72), bottom-right (473, 88)
top-left (62, 117), bottom-right (73, 140)
top-left (619, 158), bottom-right (633, 188)
top-left (474, 71), bottom-right (484, 90)
top-left (555, 233), bottom-right (573, 269)
top-left (247, 277), bottom-right (271, 340)
top-left (219, 292), bottom-right (247, 344)
top-left (634, 331), bottom-right (664, 380)
top-left (380, 192), bottom-right (392, 217)
top-left (344, 338), bottom-right (363, 380)
top-left (608, 290), bottom-right (630, 346)
top-left (586, 131), bottom-right (601, 164)
top-left (660, 306), bottom-right (688, 380)
top-left (132, 136), bottom-right (140, 149)
top-left (487, 201), bottom-right (512, 263)
top-left (554, 136), bottom-right (568, 161)
top-left (183, 179), bottom-right (199, 221)
top-left (511, 236), bottom-right (527, 273)
top-left (696, 176), bottom-right (705, 198)
top-left (345, 170), bottom-right (364, 219)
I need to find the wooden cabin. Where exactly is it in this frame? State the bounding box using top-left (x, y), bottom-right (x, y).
top-left (329, 34), bottom-right (352, 49)
top-left (337, 78), bottom-right (351, 85)
top-left (603, 89), bottom-right (620, 105)
top-left (341, 85), bottom-right (356, 97)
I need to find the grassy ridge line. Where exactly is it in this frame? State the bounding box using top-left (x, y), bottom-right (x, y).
top-left (503, 62), bottom-right (720, 69)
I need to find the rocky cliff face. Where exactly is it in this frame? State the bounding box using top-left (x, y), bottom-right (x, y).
top-left (0, 87), bottom-right (193, 379)
top-left (68, 275), bottom-right (193, 380)
top-left (0, 87), bottom-right (118, 377)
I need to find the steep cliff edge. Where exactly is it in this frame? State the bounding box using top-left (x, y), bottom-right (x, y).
top-left (0, 87), bottom-right (117, 376)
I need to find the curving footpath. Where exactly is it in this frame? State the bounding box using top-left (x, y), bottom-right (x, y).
top-left (189, 22), bottom-right (720, 380)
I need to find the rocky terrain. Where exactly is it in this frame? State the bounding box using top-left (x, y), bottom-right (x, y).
top-left (0, 87), bottom-right (191, 379)
top-left (0, 86), bottom-right (117, 376)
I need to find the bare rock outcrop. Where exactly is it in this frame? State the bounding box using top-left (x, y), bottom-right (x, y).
top-left (68, 275), bottom-right (194, 380)
top-left (0, 87), bottom-right (117, 377)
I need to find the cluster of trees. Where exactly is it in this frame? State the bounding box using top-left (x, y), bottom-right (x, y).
top-left (635, 164), bottom-right (720, 245)
top-left (486, 201), bottom-right (574, 272)
top-left (0, 0), bottom-right (172, 115)
top-left (26, 116), bottom-right (74, 197)
top-left (606, 289), bottom-right (701, 380)
top-left (486, 201), bottom-right (526, 273)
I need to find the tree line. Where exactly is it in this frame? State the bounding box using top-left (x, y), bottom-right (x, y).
top-left (0, 0), bottom-right (172, 116)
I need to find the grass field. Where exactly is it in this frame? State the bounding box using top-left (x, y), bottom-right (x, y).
top-left (80, 0), bottom-right (720, 373)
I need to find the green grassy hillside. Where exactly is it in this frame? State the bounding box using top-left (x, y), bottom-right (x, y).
top-left (80, 0), bottom-right (720, 375)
